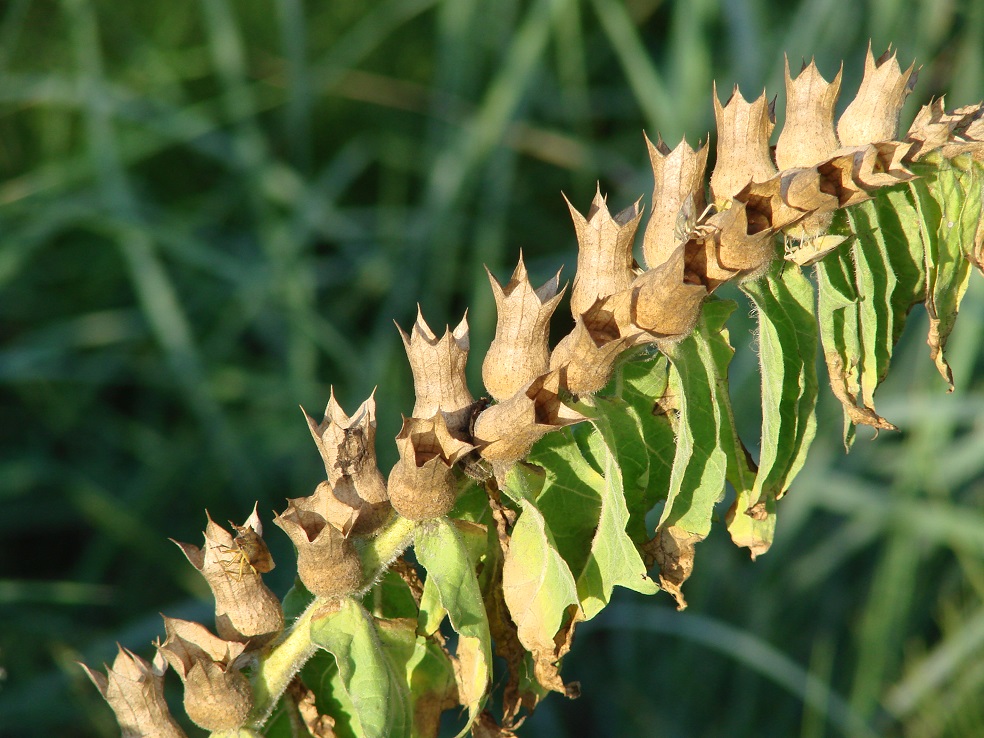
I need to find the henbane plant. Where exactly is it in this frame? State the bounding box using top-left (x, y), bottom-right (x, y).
top-left (82, 47), bottom-right (984, 737)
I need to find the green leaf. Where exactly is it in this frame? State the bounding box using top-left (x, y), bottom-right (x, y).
top-left (657, 301), bottom-right (734, 536)
top-left (414, 518), bottom-right (492, 735)
top-left (522, 429), bottom-right (604, 579)
top-left (911, 155), bottom-right (983, 388)
top-left (377, 618), bottom-right (458, 738)
top-left (815, 183), bottom-right (931, 443)
top-left (846, 193), bottom-right (923, 408)
top-left (309, 598), bottom-right (412, 738)
top-left (500, 496), bottom-right (580, 677)
top-left (600, 352), bottom-right (676, 543)
top-left (617, 354), bottom-right (677, 520)
top-left (741, 261), bottom-right (818, 505)
top-left (364, 568), bottom-right (419, 620)
top-left (653, 301), bottom-right (740, 605)
top-left (579, 410), bottom-right (660, 618)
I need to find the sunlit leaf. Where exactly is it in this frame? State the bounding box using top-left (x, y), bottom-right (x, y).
top-left (309, 598), bottom-right (412, 738)
top-left (414, 519), bottom-right (492, 735)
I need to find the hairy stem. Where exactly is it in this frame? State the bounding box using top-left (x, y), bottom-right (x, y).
top-left (248, 602), bottom-right (320, 726)
top-left (356, 513), bottom-right (418, 574)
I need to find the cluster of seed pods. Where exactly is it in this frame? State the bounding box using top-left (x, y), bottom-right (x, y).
top-left (81, 47), bottom-right (984, 735)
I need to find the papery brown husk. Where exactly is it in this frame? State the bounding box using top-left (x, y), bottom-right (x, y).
top-left (603, 244), bottom-right (707, 338)
top-left (710, 85), bottom-right (778, 205)
top-left (80, 647), bottom-right (187, 738)
top-left (398, 308), bottom-right (475, 438)
top-left (482, 255), bottom-right (566, 402)
top-left (566, 186), bottom-right (642, 319)
top-left (473, 370), bottom-right (585, 462)
top-left (775, 57), bottom-right (843, 170)
top-left (387, 413), bottom-right (475, 520)
top-left (837, 44), bottom-right (917, 147)
top-left (303, 389), bottom-right (392, 534)
top-left (172, 506), bottom-right (284, 649)
top-left (157, 617), bottom-right (253, 732)
top-left (642, 135), bottom-right (710, 270)
top-left (274, 485), bottom-right (366, 598)
top-left (549, 303), bottom-right (639, 395)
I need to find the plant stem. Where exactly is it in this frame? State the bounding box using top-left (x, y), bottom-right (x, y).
top-left (247, 602), bottom-right (320, 726)
top-left (357, 513), bottom-right (418, 574)
top-left (246, 515), bottom-right (417, 726)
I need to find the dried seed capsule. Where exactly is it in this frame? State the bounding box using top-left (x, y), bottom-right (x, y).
top-left (397, 308), bottom-right (475, 438)
top-left (387, 412), bottom-right (476, 520)
top-left (482, 254), bottom-right (565, 402)
top-left (274, 484), bottom-right (366, 598)
top-left (303, 389), bottom-right (392, 535)
top-left (172, 505), bottom-right (284, 649)
top-left (642, 135), bottom-right (710, 270)
top-left (566, 186), bottom-right (642, 319)
top-left (157, 618), bottom-right (253, 732)
top-left (473, 370), bottom-right (585, 463)
top-left (79, 647), bottom-right (187, 738)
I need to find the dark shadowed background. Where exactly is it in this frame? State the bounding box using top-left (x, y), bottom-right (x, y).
top-left (2, 0), bottom-right (984, 735)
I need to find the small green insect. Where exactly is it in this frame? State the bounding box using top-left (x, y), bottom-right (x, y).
top-left (673, 194), bottom-right (717, 243)
top-left (783, 234), bottom-right (849, 266)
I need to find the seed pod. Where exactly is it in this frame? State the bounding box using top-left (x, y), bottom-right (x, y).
top-left (549, 302), bottom-right (638, 395)
top-left (387, 412), bottom-right (476, 520)
top-left (473, 369), bottom-right (586, 462)
top-left (837, 45), bottom-right (917, 147)
top-left (482, 254), bottom-right (565, 402)
top-left (303, 389), bottom-right (392, 535)
top-left (566, 186), bottom-right (642, 320)
top-left (79, 647), bottom-right (187, 738)
top-left (642, 135), bottom-right (710, 270)
top-left (710, 85), bottom-right (778, 206)
top-left (172, 505), bottom-right (284, 649)
top-left (603, 244), bottom-right (707, 338)
top-left (273, 483), bottom-right (365, 598)
top-left (157, 618), bottom-right (253, 732)
top-left (397, 308), bottom-right (474, 438)
top-left (776, 57), bottom-right (843, 170)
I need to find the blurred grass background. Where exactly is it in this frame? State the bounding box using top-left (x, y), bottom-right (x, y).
top-left (1, 0), bottom-right (983, 735)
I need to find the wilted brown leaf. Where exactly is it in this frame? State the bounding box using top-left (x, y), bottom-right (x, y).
top-left (646, 525), bottom-right (704, 611)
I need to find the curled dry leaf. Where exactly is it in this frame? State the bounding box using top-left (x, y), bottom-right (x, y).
top-left (398, 307), bottom-right (475, 438)
top-left (482, 254), bottom-right (566, 402)
top-left (565, 185), bottom-right (642, 320)
top-left (473, 369), bottom-right (585, 462)
top-left (79, 647), bottom-right (188, 738)
top-left (286, 677), bottom-right (337, 738)
top-left (939, 110), bottom-right (984, 163)
top-left (274, 483), bottom-right (366, 598)
top-left (387, 412), bottom-right (476, 521)
top-left (645, 525), bottom-right (704, 611)
top-left (905, 99), bottom-right (984, 161)
top-left (157, 617), bottom-right (253, 732)
top-left (643, 134), bottom-right (710, 270)
top-left (303, 389), bottom-right (392, 535)
top-left (172, 505), bottom-right (284, 649)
